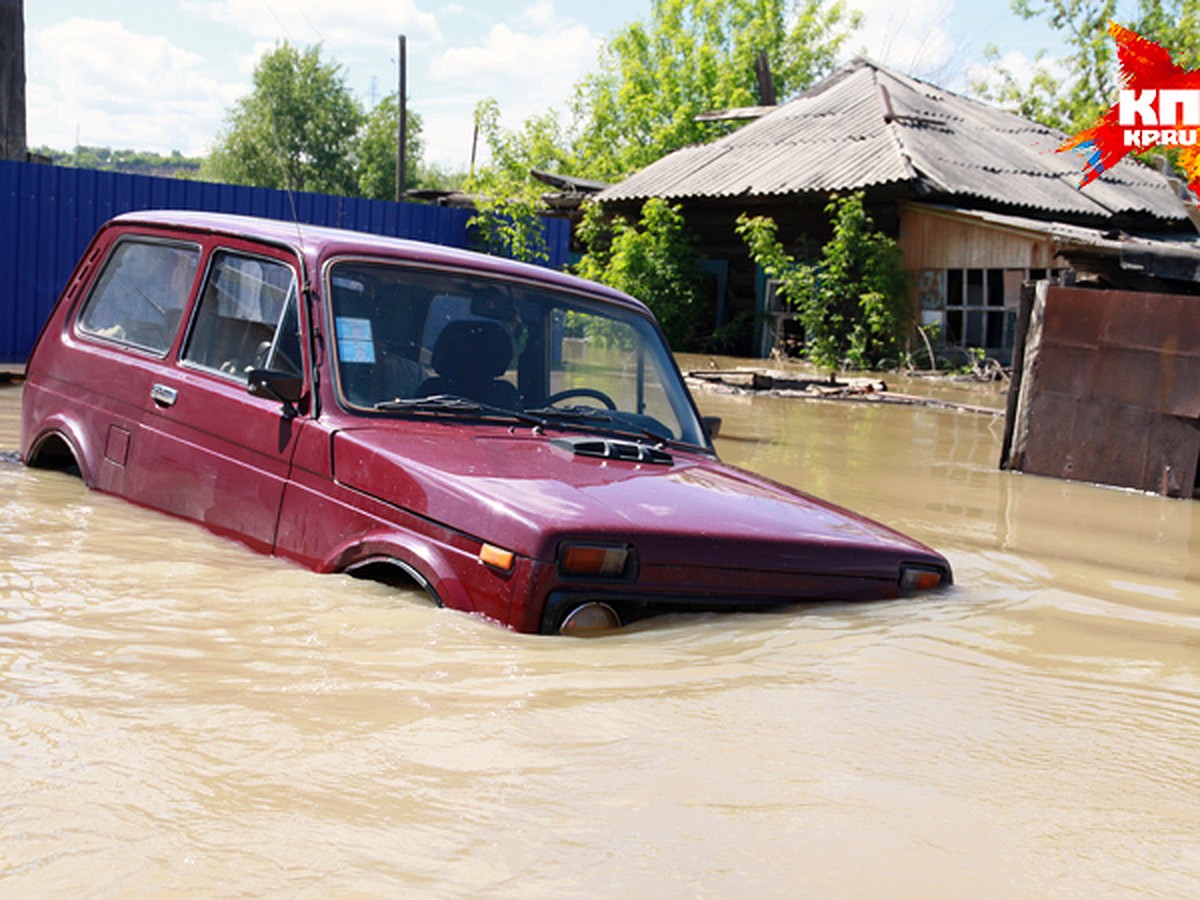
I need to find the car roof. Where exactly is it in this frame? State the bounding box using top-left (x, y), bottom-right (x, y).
top-left (108, 209), bottom-right (648, 314)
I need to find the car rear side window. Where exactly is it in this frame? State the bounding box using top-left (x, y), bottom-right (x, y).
top-left (77, 239), bottom-right (200, 355)
top-left (183, 251), bottom-right (300, 381)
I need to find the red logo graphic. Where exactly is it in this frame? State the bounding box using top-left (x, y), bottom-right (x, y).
top-left (1059, 21), bottom-right (1200, 196)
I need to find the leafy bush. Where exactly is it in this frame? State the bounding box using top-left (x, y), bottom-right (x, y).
top-left (575, 199), bottom-right (705, 350)
top-left (738, 192), bottom-right (911, 377)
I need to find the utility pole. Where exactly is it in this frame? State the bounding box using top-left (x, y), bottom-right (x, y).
top-left (395, 34), bottom-right (407, 202)
top-left (0, 0), bottom-right (26, 161)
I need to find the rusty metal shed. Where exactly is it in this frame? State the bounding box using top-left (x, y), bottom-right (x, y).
top-left (1002, 282), bottom-right (1200, 498)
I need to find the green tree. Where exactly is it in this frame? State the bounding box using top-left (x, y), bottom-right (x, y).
top-left (737, 193), bottom-right (911, 377)
top-left (464, 99), bottom-right (572, 263)
top-left (974, 0), bottom-right (1200, 134)
top-left (569, 0), bottom-right (860, 179)
top-left (356, 93), bottom-right (425, 200)
top-left (472, 98), bottom-right (573, 185)
top-left (575, 198), bottom-right (705, 349)
top-left (31, 145), bottom-right (202, 177)
top-left (202, 42), bottom-right (363, 195)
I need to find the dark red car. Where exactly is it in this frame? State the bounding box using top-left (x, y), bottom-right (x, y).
top-left (21, 211), bottom-right (950, 634)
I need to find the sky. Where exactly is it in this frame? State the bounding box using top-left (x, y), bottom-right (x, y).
top-left (20, 0), bottom-right (1126, 172)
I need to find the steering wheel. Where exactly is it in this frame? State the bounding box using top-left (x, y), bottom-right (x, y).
top-left (543, 387), bottom-right (617, 410)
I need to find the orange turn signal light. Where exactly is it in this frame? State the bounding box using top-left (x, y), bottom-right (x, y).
top-left (479, 543), bottom-right (515, 572)
top-left (900, 564), bottom-right (944, 592)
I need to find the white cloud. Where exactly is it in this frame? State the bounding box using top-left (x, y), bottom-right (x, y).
top-left (518, 1), bottom-right (557, 30)
top-left (182, 0), bottom-right (442, 49)
top-left (963, 48), bottom-right (1071, 104)
top-left (421, 6), bottom-right (603, 168)
top-left (432, 22), bottom-right (598, 86)
top-left (847, 0), bottom-right (956, 80)
top-left (419, 104), bottom-right (487, 172)
top-left (428, 12), bottom-right (600, 121)
top-left (27, 18), bottom-right (242, 154)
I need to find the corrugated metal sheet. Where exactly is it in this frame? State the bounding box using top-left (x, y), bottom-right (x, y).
top-left (598, 58), bottom-right (1191, 226)
top-left (0, 160), bottom-right (570, 364)
top-left (1002, 283), bottom-right (1200, 497)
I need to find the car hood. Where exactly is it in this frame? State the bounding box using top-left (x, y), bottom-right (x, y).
top-left (331, 422), bottom-right (943, 577)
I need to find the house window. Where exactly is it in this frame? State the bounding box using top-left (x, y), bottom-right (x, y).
top-left (944, 268), bottom-right (1010, 353)
top-left (940, 267), bottom-right (1065, 362)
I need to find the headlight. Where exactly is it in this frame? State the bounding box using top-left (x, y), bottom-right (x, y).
top-left (559, 601), bottom-right (621, 636)
top-left (557, 542), bottom-right (634, 578)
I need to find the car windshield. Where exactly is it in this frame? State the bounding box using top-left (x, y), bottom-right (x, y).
top-left (326, 260), bottom-right (707, 447)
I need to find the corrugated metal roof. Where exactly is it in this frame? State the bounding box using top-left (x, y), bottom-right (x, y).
top-left (597, 59), bottom-right (1190, 225)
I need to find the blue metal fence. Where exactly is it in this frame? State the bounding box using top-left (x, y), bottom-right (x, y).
top-left (0, 159), bottom-right (570, 364)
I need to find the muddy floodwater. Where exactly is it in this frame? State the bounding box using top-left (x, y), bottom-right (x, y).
top-left (2, 361), bottom-right (1198, 897)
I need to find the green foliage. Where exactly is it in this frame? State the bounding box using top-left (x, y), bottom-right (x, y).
top-left (33, 145), bottom-right (202, 177)
top-left (569, 0), bottom-right (861, 179)
top-left (737, 193), bottom-right (911, 376)
top-left (356, 93), bottom-right (425, 200)
top-left (471, 98), bottom-right (573, 186)
top-left (974, 0), bottom-right (1200, 136)
top-left (465, 99), bottom-right (566, 263)
top-left (575, 198), bottom-right (705, 350)
top-left (457, 1), bottom-right (862, 263)
top-left (468, 193), bottom-right (551, 264)
top-left (202, 42), bottom-right (364, 195)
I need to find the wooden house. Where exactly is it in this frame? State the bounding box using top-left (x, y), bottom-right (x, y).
top-left (596, 58), bottom-right (1200, 360)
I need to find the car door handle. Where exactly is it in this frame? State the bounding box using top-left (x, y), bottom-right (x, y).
top-left (150, 383), bottom-right (178, 407)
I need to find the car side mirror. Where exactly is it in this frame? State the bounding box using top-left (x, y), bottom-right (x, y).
top-left (248, 368), bottom-right (303, 419)
top-left (702, 416), bottom-right (722, 440)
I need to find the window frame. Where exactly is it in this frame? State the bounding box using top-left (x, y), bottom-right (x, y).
top-left (320, 256), bottom-right (708, 447)
top-left (180, 246), bottom-right (303, 385)
top-left (74, 235), bottom-right (202, 358)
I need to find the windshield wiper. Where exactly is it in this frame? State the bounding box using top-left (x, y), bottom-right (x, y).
top-left (376, 397), bottom-right (672, 445)
top-left (523, 404), bottom-right (613, 423)
top-left (375, 394), bottom-right (547, 428)
top-left (376, 394), bottom-right (484, 413)
top-left (524, 405), bottom-right (671, 446)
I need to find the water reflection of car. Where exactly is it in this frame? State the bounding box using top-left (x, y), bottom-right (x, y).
top-left (20, 211), bottom-right (952, 635)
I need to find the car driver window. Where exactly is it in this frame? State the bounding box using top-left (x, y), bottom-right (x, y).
top-left (183, 252), bottom-right (299, 380)
top-left (77, 239), bottom-right (200, 354)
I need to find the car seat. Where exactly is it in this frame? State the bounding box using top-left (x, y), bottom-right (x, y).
top-left (417, 320), bottom-right (519, 408)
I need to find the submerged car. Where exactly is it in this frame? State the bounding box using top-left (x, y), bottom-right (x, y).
top-left (21, 211), bottom-right (951, 634)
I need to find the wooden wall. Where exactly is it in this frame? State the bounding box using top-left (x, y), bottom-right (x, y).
top-left (900, 205), bottom-right (1062, 271)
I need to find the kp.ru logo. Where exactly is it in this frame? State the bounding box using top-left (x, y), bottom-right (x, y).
top-left (1118, 89), bottom-right (1199, 148)
top-left (1060, 21), bottom-right (1200, 196)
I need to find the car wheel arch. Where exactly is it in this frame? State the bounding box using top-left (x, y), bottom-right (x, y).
top-left (343, 554), bottom-right (445, 608)
top-left (24, 428), bottom-right (90, 482)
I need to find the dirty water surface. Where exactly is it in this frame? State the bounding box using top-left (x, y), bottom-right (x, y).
top-left (1, 364), bottom-right (1198, 897)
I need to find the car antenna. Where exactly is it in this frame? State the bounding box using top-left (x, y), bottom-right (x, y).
top-left (262, 79), bottom-right (305, 243)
